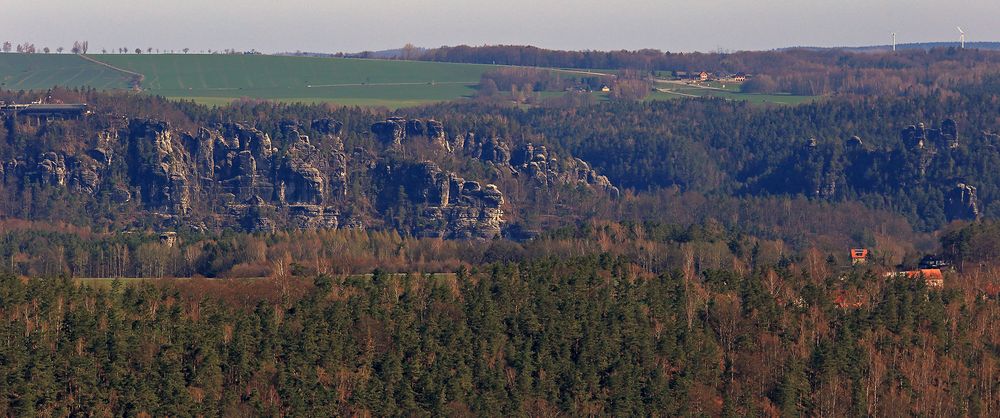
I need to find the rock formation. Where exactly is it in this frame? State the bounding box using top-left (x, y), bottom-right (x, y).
top-left (0, 115), bottom-right (614, 239)
top-left (36, 152), bottom-right (67, 187)
top-left (902, 119), bottom-right (960, 150)
top-left (127, 120), bottom-right (193, 216)
top-left (372, 160), bottom-right (504, 239)
top-left (368, 116), bottom-right (620, 199)
top-left (371, 117), bottom-right (407, 148)
top-left (946, 182), bottom-right (979, 221)
top-left (371, 117), bottom-right (454, 152)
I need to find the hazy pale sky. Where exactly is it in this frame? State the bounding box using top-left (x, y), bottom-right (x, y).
top-left (7, 0), bottom-right (1000, 53)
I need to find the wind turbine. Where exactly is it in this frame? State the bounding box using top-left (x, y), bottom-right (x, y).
top-left (957, 27), bottom-right (966, 48)
top-left (891, 32), bottom-right (896, 51)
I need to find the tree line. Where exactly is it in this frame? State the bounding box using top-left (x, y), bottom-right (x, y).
top-left (414, 44), bottom-right (1000, 96)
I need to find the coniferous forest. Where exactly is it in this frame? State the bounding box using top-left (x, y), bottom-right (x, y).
top-left (1, 46), bottom-right (1000, 417)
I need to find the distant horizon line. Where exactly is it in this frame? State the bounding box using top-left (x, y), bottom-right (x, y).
top-left (3, 40), bottom-right (999, 56)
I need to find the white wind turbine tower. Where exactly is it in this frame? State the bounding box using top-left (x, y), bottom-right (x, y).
top-left (957, 27), bottom-right (966, 48)
top-left (891, 32), bottom-right (896, 51)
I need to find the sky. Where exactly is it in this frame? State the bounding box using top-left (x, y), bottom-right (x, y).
top-left (6, 0), bottom-right (1000, 53)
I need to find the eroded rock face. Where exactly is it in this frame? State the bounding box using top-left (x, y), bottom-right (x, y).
top-left (902, 119), bottom-right (960, 150)
top-left (127, 119), bottom-right (193, 216)
top-left (276, 133), bottom-right (325, 205)
top-left (3, 116), bottom-right (605, 239)
top-left (34, 118), bottom-right (343, 230)
top-left (311, 119), bottom-right (343, 136)
top-left (71, 157), bottom-right (101, 194)
top-left (90, 130), bottom-right (116, 166)
top-left (946, 183), bottom-right (979, 221)
top-left (371, 118), bottom-right (406, 147)
top-left (366, 118), bottom-right (621, 236)
top-left (941, 119), bottom-right (958, 147)
top-left (288, 204), bottom-right (339, 229)
top-left (431, 178), bottom-right (504, 239)
top-left (371, 117), bottom-right (453, 152)
top-left (36, 152), bottom-right (67, 187)
top-left (506, 142), bottom-right (620, 198)
top-left (426, 120), bottom-right (449, 151)
top-left (374, 160), bottom-right (504, 239)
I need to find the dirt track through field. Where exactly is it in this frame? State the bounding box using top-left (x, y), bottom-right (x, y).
top-left (77, 54), bottom-right (145, 90)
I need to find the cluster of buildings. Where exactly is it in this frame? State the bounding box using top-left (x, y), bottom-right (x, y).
top-left (673, 71), bottom-right (750, 83)
top-left (850, 248), bottom-right (946, 287)
top-left (834, 248), bottom-right (950, 309)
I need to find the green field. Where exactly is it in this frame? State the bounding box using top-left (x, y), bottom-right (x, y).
top-left (0, 54), bottom-right (133, 90)
top-left (651, 80), bottom-right (817, 105)
top-left (0, 53), bottom-right (506, 107)
top-left (0, 53), bottom-right (816, 107)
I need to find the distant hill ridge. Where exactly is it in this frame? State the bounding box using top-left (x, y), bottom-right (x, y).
top-left (784, 41), bottom-right (1000, 52)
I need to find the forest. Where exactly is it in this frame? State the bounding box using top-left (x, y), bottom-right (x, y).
top-left (0, 249), bottom-right (996, 416)
top-left (1, 45), bottom-right (1000, 416)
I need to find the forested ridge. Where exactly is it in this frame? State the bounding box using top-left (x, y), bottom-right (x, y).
top-left (5, 80), bottom-right (1000, 234)
top-left (413, 44), bottom-right (1000, 95)
top-left (411, 78), bottom-right (1000, 231)
top-left (0, 253), bottom-right (996, 416)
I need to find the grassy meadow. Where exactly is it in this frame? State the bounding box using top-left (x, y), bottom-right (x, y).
top-left (94, 54), bottom-right (499, 107)
top-left (0, 53), bottom-right (132, 90)
top-left (0, 53), bottom-right (503, 107)
top-left (0, 53), bottom-right (816, 107)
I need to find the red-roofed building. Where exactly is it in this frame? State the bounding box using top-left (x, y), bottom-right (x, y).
top-left (886, 268), bottom-right (944, 288)
top-left (850, 248), bottom-right (869, 265)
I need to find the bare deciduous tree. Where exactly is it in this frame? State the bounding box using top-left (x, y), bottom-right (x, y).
top-left (401, 43), bottom-right (420, 60)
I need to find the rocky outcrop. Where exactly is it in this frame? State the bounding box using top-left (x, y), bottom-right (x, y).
top-left (371, 118), bottom-right (406, 147)
top-left (231, 195), bottom-right (276, 233)
top-left (70, 157), bottom-right (102, 194)
top-left (275, 133), bottom-right (325, 205)
top-left (946, 183), bottom-right (979, 221)
top-left (36, 152), bottom-right (67, 187)
top-left (0, 115), bottom-right (607, 239)
top-left (426, 181), bottom-right (504, 239)
top-left (446, 129), bottom-right (619, 197)
top-left (127, 120), bottom-right (193, 216)
top-left (288, 205), bottom-right (340, 229)
top-left (902, 119), bottom-right (960, 150)
top-left (365, 121), bottom-right (621, 236)
top-left (424, 177), bottom-right (504, 240)
top-left (426, 120), bottom-right (449, 151)
top-left (506, 142), bottom-right (619, 197)
top-left (374, 160), bottom-right (504, 239)
top-left (311, 118), bottom-right (343, 136)
top-left (941, 119), bottom-right (959, 147)
top-left (371, 117), bottom-right (453, 151)
top-left (89, 130), bottom-right (116, 166)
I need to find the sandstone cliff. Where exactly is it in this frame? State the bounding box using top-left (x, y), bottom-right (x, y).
top-left (0, 115), bottom-right (617, 239)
